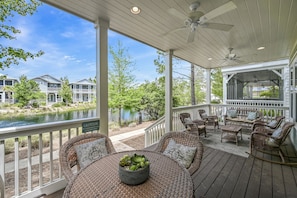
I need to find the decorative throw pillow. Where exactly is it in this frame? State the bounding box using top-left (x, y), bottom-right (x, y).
top-left (201, 113), bottom-right (208, 120)
top-left (271, 128), bottom-right (282, 139)
top-left (163, 139), bottom-right (197, 169)
top-left (227, 110), bottom-right (237, 118)
top-left (247, 112), bottom-right (257, 120)
top-left (75, 138), bottom-right (108, 169)
top-left (184, 117), bottom-right (193, 124)
top-left (267, 120), bottom-right (277, 128)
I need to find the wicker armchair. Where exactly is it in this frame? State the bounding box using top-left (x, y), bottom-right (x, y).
top-left (252, 116), bottom-right (285, 131)
top-left (198, 109), bottom-right (219, 129)
top-left (60, 133), bottom-right (116, 182)
top-left (250, 122), bottom-right (296, 165)
top-left (179, 113), bottom-right (206, 137)
top-left (154, 131), bottom-right (204, 175)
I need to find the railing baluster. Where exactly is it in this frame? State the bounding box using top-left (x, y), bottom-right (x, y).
top-left (50, 131), bottom-right (53, 182)
top-left (0, 140), bottom-right (5, 197)
top-left (15, 137), bottom-right (19, 196)
top-left (39, 134), bottom-right (43, 186)
top-left (59, 130), bottom-right (62, 179)
top-left (28, 136), bottom-right (32, 191)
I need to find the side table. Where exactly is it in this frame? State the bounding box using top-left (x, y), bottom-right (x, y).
top-left (221, 125), bottom-right (242, 146)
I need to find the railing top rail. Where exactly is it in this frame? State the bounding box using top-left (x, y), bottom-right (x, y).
top-left (0, 117), bottom-right (99, 140)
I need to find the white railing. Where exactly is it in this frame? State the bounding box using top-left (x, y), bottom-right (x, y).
top-left (144, 103), bottom-right (290, 147)
top-left (0, 117), bottom-right (99, 198)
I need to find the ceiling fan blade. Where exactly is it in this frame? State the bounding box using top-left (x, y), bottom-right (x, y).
top-left (187, 31), bottom-right (196, 43)
top-left (162, 26), bottom-right (187, 36)
top-left (201, 22), bottom-right (233, 31)
top-left (199, 1), bottom-right (237, 24)
top-left (168, 8), bottom-right (186, 20)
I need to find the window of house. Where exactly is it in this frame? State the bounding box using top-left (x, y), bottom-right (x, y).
top-left (5, 81), bottom-right (12, 86)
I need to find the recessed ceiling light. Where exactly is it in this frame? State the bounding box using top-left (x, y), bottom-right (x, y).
top-left (208, 58), bottom-right (212, 61)
top-left (130, 6), bottom-right (141, 14)
top-left (257, 46), bottom-right (265, 50)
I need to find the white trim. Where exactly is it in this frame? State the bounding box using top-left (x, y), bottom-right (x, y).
top-left (222, 59), bottom-right (289, 73)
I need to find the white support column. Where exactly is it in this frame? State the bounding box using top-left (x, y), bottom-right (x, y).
top-left (223, 74), bottom-right (228, 104)
top-left (95, 19), bottom-right (109, 135)
top-left (165, 50), bottom-right (173, 133)
top-left (205, 69), bottom-right (211, 104)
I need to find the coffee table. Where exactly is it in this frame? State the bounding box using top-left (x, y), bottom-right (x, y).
top-left (220, 125), bottom-right (242, 146)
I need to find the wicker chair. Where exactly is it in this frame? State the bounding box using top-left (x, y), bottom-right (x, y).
top-left (252, 115), bottom-right (285, 131)
top-left (179, 113), bottom-right (206, 137)
top-left (60, 133), bottom-right (116, 182)
top-left (250, 122), bottom-right (296, 165)
top-left (198, 109), bottom-right (219, 129)
top-left (154, 132), bottom-right (204, 175)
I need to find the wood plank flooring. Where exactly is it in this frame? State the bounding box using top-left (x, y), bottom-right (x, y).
top-left (45, 143), bottom-right (297, 198)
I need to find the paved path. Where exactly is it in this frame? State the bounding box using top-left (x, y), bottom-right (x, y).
top-left (4, 128), bottom-right (146, 173)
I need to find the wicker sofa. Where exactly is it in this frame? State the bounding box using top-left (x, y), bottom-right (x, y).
top-left (224, 108), bottom-right (263, 129)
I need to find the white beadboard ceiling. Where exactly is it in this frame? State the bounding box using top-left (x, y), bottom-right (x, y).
top-left (41, 0), bottom-right (297, 69)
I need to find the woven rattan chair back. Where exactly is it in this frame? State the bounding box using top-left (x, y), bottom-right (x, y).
top-left (154, 131), bottom-right (204, 175)
top-left (60, 133), bottom-right (116, 182)
top-left (250, 122), bottom-right (296, 165)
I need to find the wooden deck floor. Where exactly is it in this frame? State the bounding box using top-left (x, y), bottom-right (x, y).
top-left (45, 142), bottom-right (297, 198)
top-left (193, 146), bottom-right (297, 198)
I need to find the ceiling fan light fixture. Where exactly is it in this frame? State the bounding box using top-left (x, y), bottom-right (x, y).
top-left (130, 6), bottom-right (141, 15)
top-left (257, 46), bottom-right (265, 50)
top-left (208, 57), bottom-right (212, 61)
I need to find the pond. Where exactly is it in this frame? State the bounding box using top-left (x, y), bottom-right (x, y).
top-left (0, 108), bottom-right (143, 128)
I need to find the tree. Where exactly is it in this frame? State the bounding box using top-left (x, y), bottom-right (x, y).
top-left (260, 86), bottom-right (279, 98)
top-left (59, 77), bottom-right (73, 105)
top-left (0, 0), bottom-right (44, 69)
top-left (9, 75), bottom-right (43, 107)
top-left (109, 41), bottom-right (136, 127)
top-left (139, 79), bottom-right (165, 120)
top-left (211, 68), bottom-right (223, 103)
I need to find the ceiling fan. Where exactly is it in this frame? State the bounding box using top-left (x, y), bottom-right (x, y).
top-left (220, 47), bottom-right (244, 65)
top-left (166, 1), bottom-right (237, 43)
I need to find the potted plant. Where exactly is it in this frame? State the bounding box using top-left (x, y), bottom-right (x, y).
top-left (118, 153), bottom-right (150, 185)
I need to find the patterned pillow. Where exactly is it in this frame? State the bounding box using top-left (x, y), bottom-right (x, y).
top-left (163, 139), bottom-right (197, 168)
top-left (201, 113), bottom-right (208, 120)
top-left (267, 120), bottom-right (277, 128)
top-left (271, 128), bottom-right (282, 139)
top-left (247, 112), bottom-right (257, 120)
top-left (184, 118), bottom-right (193, 124)
top-left (75, 138), bottom-right (108, 169)
top-left (227, 110), bottom-right (237, 118)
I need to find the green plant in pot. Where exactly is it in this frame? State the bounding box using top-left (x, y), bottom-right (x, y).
top-left (119, 153), bottom-right (150, 185)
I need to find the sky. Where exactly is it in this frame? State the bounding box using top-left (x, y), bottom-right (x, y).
top-left (1, 2), bottom-right (192, 84)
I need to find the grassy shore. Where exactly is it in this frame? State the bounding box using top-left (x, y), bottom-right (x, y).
top-left (0, 102), bottom-right (96, 119)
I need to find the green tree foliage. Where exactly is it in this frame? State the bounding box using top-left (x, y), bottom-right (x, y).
top-left (59, 77), bottom-right (73, 105)
top-left (139, 79), bottom-right (165, 120)
top-left (193, 66), bottom-right (206, 104)
top-left (109, 41), bottom-right (136, 126)
top-left (0, 0), bottom-right (44, 69)
top-left (211, 68), bottom-right (223, 102)
top-left (9, 75), bottom-right (42, 107)
top-left (260, 86), bottom-right (279, 98)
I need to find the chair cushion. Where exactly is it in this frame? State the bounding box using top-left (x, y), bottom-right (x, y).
top-left (201, 113), bottom-right (208, 120)
top-left (184, 118), bottom-right (193, 124)
top-left (75, 138), bottom-right (108, 169)
top-left (227, 110), bottom-right (237, 118)
top-left (163, 139), bottom-right (197, 168)
top-left (267, 120), bottom-right (278, 128)
top-left (247, 112), bottom-right (257, 120)
top-left (271, 128), bottom-right (282, 139)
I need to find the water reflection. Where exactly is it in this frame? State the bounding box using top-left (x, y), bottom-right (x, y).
top-left (0, 109), bottom-right (96, 128)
